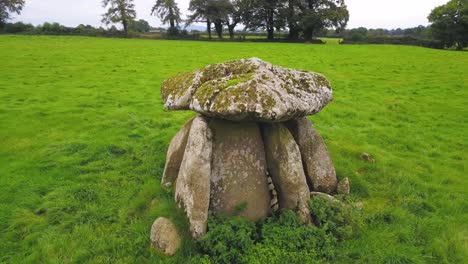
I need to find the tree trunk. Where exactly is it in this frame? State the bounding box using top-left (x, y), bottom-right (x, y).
top-left (207, 19), bottom-right (212, 39)
top-left (267, 9), bottom-right (274, 40)
top-left (267, 27), bottom-right (274, 40)
top-left (214, 21), bottom-right (223, 39)
top-left (169, 8), bottom-right (175, 29)
top-left (123, 19), bottom-right (128, 37)
top-left (228, 25), bottom-right (235, 39)
top-left (287, 0), bottom-right (299, 40)
top-left (288, 25), bottom-right (299, 40)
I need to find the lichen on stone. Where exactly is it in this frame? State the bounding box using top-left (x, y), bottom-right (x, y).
top-left (160, 58), bottom-right (333, 122)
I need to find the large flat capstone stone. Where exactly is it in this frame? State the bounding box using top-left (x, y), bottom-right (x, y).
top-left (209, 119), bottom-right (271, 220)
top-left (161, 58), bottom-right (333, 122)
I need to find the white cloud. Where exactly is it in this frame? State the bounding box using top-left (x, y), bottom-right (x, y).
top-left (12, 0), bottom-right (449, 29)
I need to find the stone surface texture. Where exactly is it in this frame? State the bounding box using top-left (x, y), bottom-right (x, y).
top-left (262, 123), bottom-right (311, 222)
top-left (286, 117), bottom-right (337, 193)
top-left (159, 59), bottom-right (345, 240)
top-left (175, 116), bottom-right (213, 239)
top-left (337, 177), bottom-right (350, 195)
top-left (209, 119), bottom-right (271, 220)
top-left (161, 58), bottom-right (333, 122)
top-left (161, 117), bottom-right (194, 188)
top-left (150, 217), bottom-right (181, 256)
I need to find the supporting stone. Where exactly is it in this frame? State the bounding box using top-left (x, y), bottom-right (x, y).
top-left (175, 116), bottom-right (213, 238)
top-left (286, 117), bottom-right (337, 194)
top-left (262, 123), bottom-right (311, 223)
top-left (209, 120), bottom-right (271, 220)
top-left (161, 117), bottom-right (194, 188)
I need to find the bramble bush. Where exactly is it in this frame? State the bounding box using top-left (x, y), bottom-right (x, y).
top-left (192, 196), bottom-right (361, 264)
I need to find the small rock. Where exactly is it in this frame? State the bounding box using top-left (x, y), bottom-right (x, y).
top-left (272, 203), bottom-right (279, 211)
top-left (337, 178), bottom-right (350, 195)
top-left (268, 183), bottom-right (275, 190)
top-left (270, 197), bottom-right (278, 206)
top-left (150, 217), bottom-right (181, 256)
top-left (310, 191), bottom-right (339, 202)
top-left (271, 189), bottom-right (277, 196)
top-left (360, 152), bottom-right (375, 163)
top-left (355, 202), bottom-right (364, 210)
top-left (267, 176), bottom-right (272, 183)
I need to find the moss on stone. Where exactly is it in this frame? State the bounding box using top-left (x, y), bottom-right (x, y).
top-left (161, 71), bottom-right (196, 101)
top-left (224, 73), bottom-right (253, 88)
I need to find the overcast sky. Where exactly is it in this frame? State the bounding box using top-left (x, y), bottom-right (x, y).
top-left (12, 0), bottom-right (449, 29)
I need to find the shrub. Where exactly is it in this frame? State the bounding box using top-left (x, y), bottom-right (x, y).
top-left (196, 215), bottom-right (256, 264)
top-left (192, 196), bottom-right (361, 263)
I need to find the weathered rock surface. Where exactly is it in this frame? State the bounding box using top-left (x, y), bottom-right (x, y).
top-left (161, 58), bottom-right (333, 122)
top-left (161, 118), bottom-right (194, 188)
top-left (175, 116), bottom-right (212, 238)
top-left (150, 217), bottom-right (181, 256)
top-left (286, 117), bottom-right (337, 194)
top-left (310, 191), bottom-right (339, 202)
top-left (209, 120), bottom-right (271, 220)
top-left (337, 177), bottom-right (350, 195)
top-left (360, 152), bottom-right (376, 163)
top-left (262, 123), bottom-right (311, 222)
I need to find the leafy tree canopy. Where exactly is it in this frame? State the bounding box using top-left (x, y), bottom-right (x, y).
top-left (151, 0), bottom-right (181, 29)
top-left (428, 0), bottom-right (468, 50)
top-left (0, 0), bottom-right (25, 26)
top-left (102, 0), bottom-right (136, 36)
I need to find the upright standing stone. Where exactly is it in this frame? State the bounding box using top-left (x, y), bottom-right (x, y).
top-left (262, 123), bottom-right (311, 222)
top-left (209, 120), bottom-right (271, 220)
top-left (161, 118), bottom-right (194, 188)
top-left (175, 116), bottom-right (213, 238)
top-left (286, 117), bottom-right (337, 194)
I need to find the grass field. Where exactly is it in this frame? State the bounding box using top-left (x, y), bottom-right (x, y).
top-left (0, 35), bottom-right (467, 263)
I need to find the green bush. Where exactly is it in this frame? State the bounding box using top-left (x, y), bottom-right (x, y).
top-left (192, 196), bottom-right (361, 263)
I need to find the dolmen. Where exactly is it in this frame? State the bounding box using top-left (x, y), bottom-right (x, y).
top-left (160, 58), bottom-right (345, 239)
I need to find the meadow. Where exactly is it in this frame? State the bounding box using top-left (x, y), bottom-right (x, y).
top-left (0, 35), bottom-right (466, 263)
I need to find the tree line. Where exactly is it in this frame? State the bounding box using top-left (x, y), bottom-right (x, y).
top-left (0, 0), bottom-right (467, 49)
top-left (100, 0), bottom-right (350, 40)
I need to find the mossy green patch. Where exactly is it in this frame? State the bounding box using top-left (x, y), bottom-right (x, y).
top-left (161, 71), bottom-right (196, 102)
top-left (224, 73), bottom-right (253, 88)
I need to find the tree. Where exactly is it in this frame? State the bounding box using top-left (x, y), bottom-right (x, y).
top-left (294, 0), bottom-right (349, 40)
top-left (428, 0), bottom-right (468, 50)
top-left (151, 0), bottom-right (181, 31)
top-left (187, 0), bottom-right (212, 38)
top-left (187, 0), bottom-right (233, 39)
top-left (101, 0), bottom-right (136, 37)
top-left (208, 0), bottom-right (232, 38)
top-left (129, 19), bottom-right (151, 33)
top-left (226, 0), bottom-right (249, 39)
top-left (242, 0), bottom-right (285, 40)
top-left (0, 0), bottom-right (25, 27)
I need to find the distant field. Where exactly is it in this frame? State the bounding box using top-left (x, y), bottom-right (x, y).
top-left (0, 35), bottom-right (466, 263)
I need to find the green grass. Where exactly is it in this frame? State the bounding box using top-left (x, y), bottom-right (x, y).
top-left (0, 35), bottom-right (466, 263)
